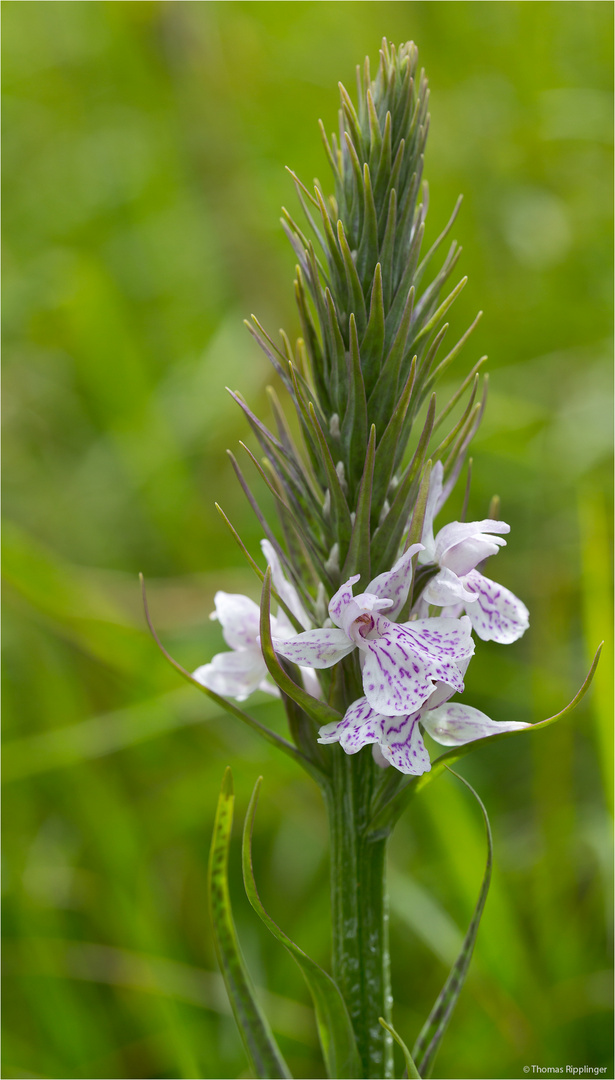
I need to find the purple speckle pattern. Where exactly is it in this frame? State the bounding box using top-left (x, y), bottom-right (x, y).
top-left (462, 570), bottom-right (529, 644)
top-left (381, 713), bottom-right (431, 775)
top-left (318, 697), bottom-right (383, 754)
top-left (318, 697), bottom-right (431, 775)
top-left (328, 575), bottom-right (361, 627)
top-left (272, 627), bottom-right (355, 668)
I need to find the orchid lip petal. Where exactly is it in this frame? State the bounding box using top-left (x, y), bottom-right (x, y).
top-left (380, 713), bottom-right (431, 775)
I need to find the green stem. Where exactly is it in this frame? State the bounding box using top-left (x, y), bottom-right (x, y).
top-left (324, 747), bottom-right (394, 1079)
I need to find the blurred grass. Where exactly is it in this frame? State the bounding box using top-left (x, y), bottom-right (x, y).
top-left (2, 2), bottom-right (613, 1078)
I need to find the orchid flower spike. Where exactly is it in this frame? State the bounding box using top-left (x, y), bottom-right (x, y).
top-left (319, 673), bottom-right (530, 775)
top-left (273, 545), bottom-right (474, 717)
top-left (193, 540), bottom-right (312, 701)
top-left (418, 462), bottom-right (529, 643)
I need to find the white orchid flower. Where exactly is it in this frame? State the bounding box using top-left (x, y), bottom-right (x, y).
top-left (193, 540), bottom-right (312, 701)
top-left (272, 545), bottom-right (474, 718)
top-left (318, 676), bottom-right (530, 775)
top-left (418, 462), bottom-right (529, 644)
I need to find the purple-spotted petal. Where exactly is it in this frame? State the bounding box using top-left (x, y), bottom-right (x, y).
top-left (367, 543), bottom-right (424, 620)
top-left (328, 575), bottom-right (361, 627)
top-left (422, 701), bottom-right (530, 746)
top-left (380, 713), bottom-right (432, 775)
top-left (402, 615), bottom-right (475, 663)
top-left (272, 627), bottom-right (355, 668)
top-left (318, 697), bottom-right (384, 754)
top-left (361, 623), bottom-right (439, 716)
top-left (214, 593), bottom-right (261, 651)
top-left (462, 570), bottom-right (529, 643)
top-left (422, 566), bottom-right (479, 606)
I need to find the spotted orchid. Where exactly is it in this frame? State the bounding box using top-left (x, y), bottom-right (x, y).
top-left (193, 540), bottom-right (312, 701)
top-left (418, 462), bottom-right (530, 643)
top-left (273, 545), bottom-right (475, 717)
top-left (318, 673), bottom-right (530, 775)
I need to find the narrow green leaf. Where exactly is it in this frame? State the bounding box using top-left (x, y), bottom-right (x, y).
top-left (366, 87), bottom-right (383, 173)
top-left (425, 310), bottom-right (483, 389)
top-left (306, 403), bottom-right (353, 560)
top-left (228, 449), bottom-right (320, 600)
top-left (208, 770), bottom-right (292, 1080)
top-left (243, 779), bottom-right (363, 1080)
top-left (342, 424), bottom-right (376, 582)
top-left (260, 567), bottom-right (344, 729)
top-left (360, 262), bottom-right (386, 395)
top-left (372, 284), bottom-right (414, 407)
top-left (339, 82), bottom-right (365, 160)
top-left (371, 358), bottom-right (416, 523)
top-left (341, 314), bottom-right (368, 494)
top-left (319, 118), bottom-right (342, 185)
top-left (215, 504), bottom-right (307, 635)
top-left (373, 110), bottom-right (393, 209)
top-left (432, 357), bottom-right (487, 434)
top-left (412, 276), bottom-right (467, 348)
top-left (412, 771), bottom-right (492, 1079)
top-left (337, 219), bottom-right (367, 331)
top-left (324, 289), bottom-right (349, 419)
top-left (378, 1018), bottom-right (421, 1079)
top-left (342, 132), bottom-right (365, 246)
top-left (378, 186), bottom-right (397, 307)
top-left (431, 375), bottom-right (480, 462)
top-left (357, 163), bottom-right (378, 288)
top-left (415, 195), bottom-right (463, 285)
top-left (371, 394), bottom-right (435, 574)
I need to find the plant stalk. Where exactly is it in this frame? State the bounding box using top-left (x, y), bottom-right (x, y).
top-left (324, 747), bottom-right (394, 1079)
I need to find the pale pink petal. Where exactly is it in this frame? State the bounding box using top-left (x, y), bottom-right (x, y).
top-left (214, 593), bottom-right (261, 651)
top-left (422, 566), bottom-right (479, 606)
top-left (318, 697), bottom-right (384, 754)
top-left (193, 647), bottom-right (266, 701)
top-left (328, 575), bottom-right (361, 627)
top-left (367, 543), bottom-right (424, 620)
top-left (462, 570), bottom-right (529, 643)
top-left (272, 627), bottom-right (355, 668)
top-left (380, 713), bottom-right (432, 775)
top-left (435, 520), bottom-right (508, 576)
top-left (422, 701), bottom-right (530, 746)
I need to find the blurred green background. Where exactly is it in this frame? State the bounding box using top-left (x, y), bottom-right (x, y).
top-left (2, 2), bottom-right (613, 1078)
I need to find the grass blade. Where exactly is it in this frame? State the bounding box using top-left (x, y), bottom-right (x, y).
top-left (208, 769), bottom-right (292, 1080)
top-left (411, 769), bottom-right (492, 1078)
